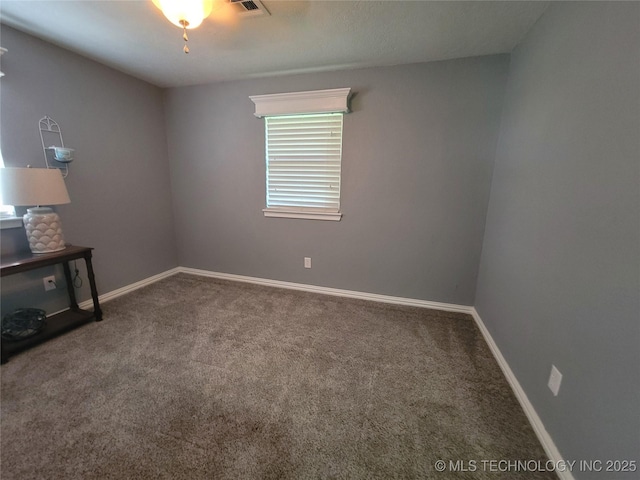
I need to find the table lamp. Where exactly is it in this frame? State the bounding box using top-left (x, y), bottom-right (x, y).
top-left (0, 167), bottom-right (71, 254)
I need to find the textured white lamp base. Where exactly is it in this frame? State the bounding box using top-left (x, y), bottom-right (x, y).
top-left (23, 207), bottom-right (66, 254)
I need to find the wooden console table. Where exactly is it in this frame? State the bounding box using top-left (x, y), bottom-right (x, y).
top-left (1, 245), bottom-right (102, 363)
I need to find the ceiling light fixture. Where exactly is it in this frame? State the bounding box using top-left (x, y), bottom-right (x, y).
top-left (152, 0), bottom-right (214, 54)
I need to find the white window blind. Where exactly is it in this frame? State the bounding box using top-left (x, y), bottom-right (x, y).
top-left (265, 113), bottom-right (343, 217)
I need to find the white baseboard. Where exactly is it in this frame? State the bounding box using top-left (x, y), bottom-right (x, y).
top-left (470, 308), bottom-right (573, 480)
top-left (73, 266), bottom-right (569, 479)
top-left (77, 267), bottom-right (180, 310)
top-left (178, 266), bottom-right (474, 314)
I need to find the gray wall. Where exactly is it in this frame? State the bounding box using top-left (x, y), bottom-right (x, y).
top-left (165, 56), bottom-right (510, 305)
top-left (474, 2), bottom-right (639, 477)
top-left (0, 26), bottom-right (177, 314)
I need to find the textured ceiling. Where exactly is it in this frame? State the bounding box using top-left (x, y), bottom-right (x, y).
top-left (0, 1), bottom-right (548, 88)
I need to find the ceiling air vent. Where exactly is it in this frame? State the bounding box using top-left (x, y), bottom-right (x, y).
top-left (229, 0), bottom-right (270, 17)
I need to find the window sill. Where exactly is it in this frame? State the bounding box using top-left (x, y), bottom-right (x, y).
top-left (0, 216), bottom-right (23, 229)
top-left (263, 209), bottom-right (342, 221)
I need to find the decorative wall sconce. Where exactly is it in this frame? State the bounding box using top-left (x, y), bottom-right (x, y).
top-left (39, 116), bottom-right (74, 178)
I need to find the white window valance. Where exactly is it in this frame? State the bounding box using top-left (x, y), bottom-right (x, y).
top-left (249, 88), bottom-right (351, 118)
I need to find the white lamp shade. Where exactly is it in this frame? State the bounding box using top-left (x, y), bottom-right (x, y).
top-left (152, 0), bottom-right (214, 28)
top-left (0, 167), bottom-right (71, 206)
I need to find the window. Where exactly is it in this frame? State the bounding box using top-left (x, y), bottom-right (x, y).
top-left (0, 149), bottom-right (18, 224)
top-left (0, 47), bottom-right (20, 229)
top-left (250, 88), bottom-right (350, 221)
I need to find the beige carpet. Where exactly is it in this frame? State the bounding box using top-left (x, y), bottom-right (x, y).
top-left (1, 273), bottom-right (555, 479)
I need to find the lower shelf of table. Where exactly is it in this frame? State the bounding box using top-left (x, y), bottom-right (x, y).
top-left (1, 308), bottom-right (96, 362)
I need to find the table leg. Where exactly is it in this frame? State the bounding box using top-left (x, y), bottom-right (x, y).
top-left (84, 252), bottom-right (103, 321)
top-left (62, 261), bottom-right (79, 309)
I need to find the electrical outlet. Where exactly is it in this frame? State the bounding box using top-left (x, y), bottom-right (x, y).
top-left (548, 365), bottom-right (562, 396)
top-left (43, 275), bottom-right (56, 291)
top-left (304, 257), bottom-right (312, 269)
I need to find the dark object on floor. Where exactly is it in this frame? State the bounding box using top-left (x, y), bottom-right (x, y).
top-left (1, 308), bottom-right (47, 341)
